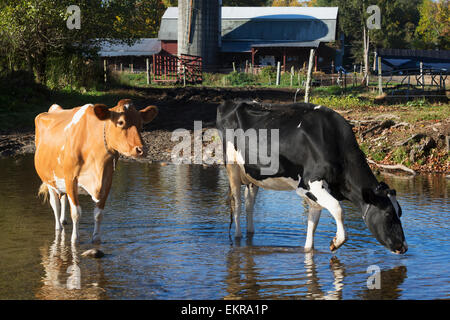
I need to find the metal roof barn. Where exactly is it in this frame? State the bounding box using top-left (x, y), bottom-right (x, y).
top-left (98, 39), bottom-right (161, 57)
top-left (159, 6), bottom-right (338, 52)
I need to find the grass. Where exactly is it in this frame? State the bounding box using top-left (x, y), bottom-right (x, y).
top-left (1, 70), bottom-right (448, 133)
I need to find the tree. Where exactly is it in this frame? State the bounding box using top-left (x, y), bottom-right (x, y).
top-left (272, 0), bottom-right (303, 6)
top-left (313, 0), bottom-right (422, 67)
top-left (122, 0), bottom-right (167, 38)
top-left (415, 0), bottom-right (449, 50)
top-left (223, 0), bottom-right (270, 6)
top-left (0, 1), bottom-right (143, 83)
top-left (162, 0), bottom-right (178, 6)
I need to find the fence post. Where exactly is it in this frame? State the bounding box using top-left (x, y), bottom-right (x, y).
top-left (378, 56), bottom-right (383, 95)
top-left (104, 59), bottom-right (107, 83)
top-left (304, 49), bottom-right (315, 103)
top-left (290, 66), bottom-right (294, 87)
top-left (420, 61), bottom-right (424, 90)
top-left (276, 61), bottom-right (281, 86)
top-left (146, 58), bottom-right (150, 85)
top-left (232, 61), bottom-right (236, 72)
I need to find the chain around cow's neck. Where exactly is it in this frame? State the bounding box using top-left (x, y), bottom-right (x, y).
top-left (103, 122), bottom-right (118, 171)
top-left (362, 203), bottom-right (371, 222)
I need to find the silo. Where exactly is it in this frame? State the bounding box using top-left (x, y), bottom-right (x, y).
top-left (178, 0), bottom-right (221, 71)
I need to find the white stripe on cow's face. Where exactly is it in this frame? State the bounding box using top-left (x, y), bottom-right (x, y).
top-left (64, 104), bottom-right (92, 131)
top-left (314, 105), bottom-right (322, 110)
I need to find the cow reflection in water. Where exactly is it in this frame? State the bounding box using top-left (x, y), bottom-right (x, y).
top-left (36, 230), bottom-right (106, 300)
top-left (224, 236), bottom-right (345, 300)
top-left (224, 237), bottom-right (407, 300)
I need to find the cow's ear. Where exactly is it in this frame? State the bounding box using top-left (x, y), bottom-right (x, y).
top-left (93, 104), bottom-right (111, 121)
top-left (362, 188), bottom-right (377, 205)
top-left (140, 105), bottom-right (158, 124)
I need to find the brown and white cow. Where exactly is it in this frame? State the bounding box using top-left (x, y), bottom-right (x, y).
top-left (34, 99), bottom-right (158, 244)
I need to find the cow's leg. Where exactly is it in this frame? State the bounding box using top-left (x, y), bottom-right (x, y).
top-left (304, 203), bottom-right (322, 252)
top-left (226, 164), bottom-right (242, 238)
top-left (48, 188), bottom-right (63, 231)
top-left (244, 183), bottom-right (259, 234)
top-left (308, 180), bottom-right (347, 252)
top-left (59, 194), bottom-right (67, 226)
top-left (92, 167), bottom-right (113, 244)
top-left (92, 206), bottom-right (103, 244)
top-left (66, 179), bottom-right (82, 244)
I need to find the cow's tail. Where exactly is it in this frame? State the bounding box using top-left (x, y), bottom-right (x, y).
top-left (38, 183), bottom-right (49, 203)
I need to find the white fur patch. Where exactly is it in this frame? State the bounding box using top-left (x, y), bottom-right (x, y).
top-left (314, 105), bottom-right (322, 110)
top-left (64, 104), bottom-right (92, 131)
top-left (49, 104), bottom-right (61, 112)
top-left (53, 173), bottom-right (66, 194)
top-left (226, 141), bottom-right (245, 165)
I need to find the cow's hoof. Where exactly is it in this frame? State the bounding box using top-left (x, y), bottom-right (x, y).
top-left (329, 235), bottom-right (347, 252)
top-left (81, 249), bottom-right (104, 259)
top-left (60, 219), bottom-right (68, 225)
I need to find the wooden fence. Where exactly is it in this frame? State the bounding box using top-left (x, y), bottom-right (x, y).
top-left (152, 54), bottom-right (202, 84)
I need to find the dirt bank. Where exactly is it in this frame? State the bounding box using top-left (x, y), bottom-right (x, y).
top-left (1, 87), bottom-right (448, 174)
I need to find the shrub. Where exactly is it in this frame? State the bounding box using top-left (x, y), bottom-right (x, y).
top-left (46, 54), bottom-right (104, 90)
top-left (224, 71), bottom-right (256, 86)
top-left (0, 70), bottom-right (49, 112)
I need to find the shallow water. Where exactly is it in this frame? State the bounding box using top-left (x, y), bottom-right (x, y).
top-left (0, 155), bottom-right (448, 300)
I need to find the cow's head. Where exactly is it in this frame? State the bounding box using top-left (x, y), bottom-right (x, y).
top-left (93, 99), bottom-right (158, 158)
top-left (362, 182), bottom-right (408, 254)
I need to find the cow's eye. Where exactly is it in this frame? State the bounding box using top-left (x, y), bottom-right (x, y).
top-left (117, 120), bottom-right (125, 127)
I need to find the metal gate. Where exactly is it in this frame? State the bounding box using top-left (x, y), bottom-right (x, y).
top-left (152, 54), bottom-right (202, 84)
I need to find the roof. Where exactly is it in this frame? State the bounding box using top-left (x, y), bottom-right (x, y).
top-left (378, 49), bottom-right (450, 61)
top-left (222, 40), bottom-right (320, 53)
top-left (159, 7), bottom-right (338, 51)
top-left (161, 6), bottom-right (338, 20)
top-left (98, 39), bottom-right (161, 57)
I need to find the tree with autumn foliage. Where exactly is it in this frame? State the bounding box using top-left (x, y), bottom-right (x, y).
top-left (414, 0), bottom-right (449, 50)
top-left (272, 0), bottom-right (303, 6)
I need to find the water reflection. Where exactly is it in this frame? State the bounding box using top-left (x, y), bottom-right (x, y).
top-left (36, 230), bottom-right (106, 300)
top-left (357, 266), bottom-right (408, 300)
top-left (224, 235), bottom-right (346, 300)
top-left (0, 155), bottom-right (447, 299)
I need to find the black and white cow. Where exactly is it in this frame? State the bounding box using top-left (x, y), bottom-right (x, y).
top-left (216, 100), bottom-right (407, 254)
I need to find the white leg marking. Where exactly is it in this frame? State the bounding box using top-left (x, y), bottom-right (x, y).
top-left (68, 196), bottom-right (82, 243)
top-left (244, 184), bottom-right (258, 234)
top-left (92, 207), bottom-right (103, 244)
top-left (304, 205), bottom-right (322, 252)
top-left (48, 188), bottom-right (62, 230)
top-left (308, 180), bottom-right (347, 251)
top-left (60, 194), bottom-right (67, 226)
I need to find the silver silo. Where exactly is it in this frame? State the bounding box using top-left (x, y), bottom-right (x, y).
top-left (178, 0), bottom-right (221, 71)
